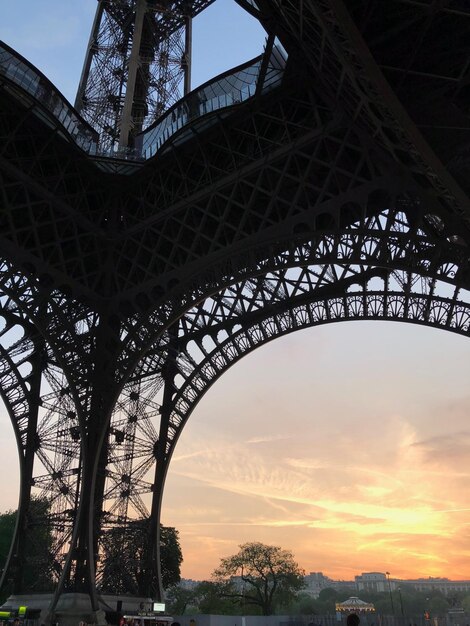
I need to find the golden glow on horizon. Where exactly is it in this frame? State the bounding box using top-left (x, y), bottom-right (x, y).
top-left (162, 324), bottom-right (470, 582)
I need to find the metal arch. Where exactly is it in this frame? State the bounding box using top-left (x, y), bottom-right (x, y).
top-left (112, 195), bottom-right (470, 598)
top-left (100, 193), bottom-right (469, 540)
top-left (116, 187), bottom-right (470, 390)
top-left (0, 306), bottom-right (84, 597)
top-left (0, 261), bottom-right (100, 409)
top-left (0, 309), bottom-right (40, 596)
top-left (130, 263), bottom-right (470, 597)
top-left (2, 137), bottom-right (470, 612)
top-left (170, 281), bottom-right (470, 453)
top-left (0, 184), bottom-right (464, 608)
top-left (107, 251), bottom-right (470, 599)
top-left (0, 306), bottom-right (80, 596)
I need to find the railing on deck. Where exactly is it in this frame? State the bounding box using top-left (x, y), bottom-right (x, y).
top-left (0, 38), bottom-right (287, 164)
top-left (136, 40), bottom-right (287, 159)
top-left (0, 41), bottom-right (99, 155)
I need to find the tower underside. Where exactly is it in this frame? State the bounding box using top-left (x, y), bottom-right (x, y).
top-left (0, 0), bottom-right (470, 623)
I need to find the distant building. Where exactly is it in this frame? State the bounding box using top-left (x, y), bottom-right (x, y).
top-left (303, 572), bottom-right (357, 597)
top-left (403, 578), bottom-right (470, 595)
top-left (356, 572), bottom-right (392, 593)
top-left (356, 573), bottom-right (470, 596)
top-left (304, 572), bottom-right (335, 597)
top-left (332, 580), bottom-right (358, 595)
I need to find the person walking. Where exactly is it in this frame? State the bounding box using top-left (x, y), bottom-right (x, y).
top-left (347, 614), bottom-right (360, 626)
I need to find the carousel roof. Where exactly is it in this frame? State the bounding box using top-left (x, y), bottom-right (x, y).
top-left (335, 597), bottom-right (376, 612)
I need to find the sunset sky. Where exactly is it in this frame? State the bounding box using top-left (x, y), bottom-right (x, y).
top-left (1, 0), bottom-right (470, 584)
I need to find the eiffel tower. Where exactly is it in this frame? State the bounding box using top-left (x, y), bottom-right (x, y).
top-left (1, 0), bottom-right (470, 624)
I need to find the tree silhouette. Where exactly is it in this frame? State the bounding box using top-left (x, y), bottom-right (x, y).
top-left (213, 542), bottom-right (305, 615)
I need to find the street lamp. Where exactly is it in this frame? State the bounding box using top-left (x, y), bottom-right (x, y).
top-left (241, 565), bottom-right (245, 614)
top-left (398, 587), bottom-right (405, 622)
top-left (386, 572), bottom-right (395, 616)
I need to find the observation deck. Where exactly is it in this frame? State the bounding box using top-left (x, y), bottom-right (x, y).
top-left (0, 39), bottom-right (287, 172)
top-left (135, 40), bottom-right (286, 159)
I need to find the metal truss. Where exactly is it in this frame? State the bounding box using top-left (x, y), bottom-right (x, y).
top-left (0, 0), bottom-right (470, 622)
top-left (0, 302), bottom-right (81, 595)
top-left (75, 0), bottom-right (215, 151)
top-left (0, 302), bottom-right (164, 597)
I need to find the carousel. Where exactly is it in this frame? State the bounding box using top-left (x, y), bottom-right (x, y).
top-left (335, 597), bottom-right (376, 613)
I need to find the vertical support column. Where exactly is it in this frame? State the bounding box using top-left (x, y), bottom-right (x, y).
top-left (75, 0), bottom-right (105, 112)
top-left (12, 336), bottom-right (44, 593)
top-left (255, 32), bottom-right (275, 96)
top-left (79, 315), bottom-right (121, 604)
top-left (183, 15), bottom-right (193, 96)
top-left (143, 324), bottom-right (180, 601)
top-left (119, 0), bottom-right (148, 148)
top-left (46, 313), bottom-right (121, 626)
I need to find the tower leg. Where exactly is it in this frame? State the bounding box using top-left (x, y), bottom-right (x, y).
top-left (143, 325), bottom-right (180, 601)
top-left (0, 331), bottom-right (44, 597)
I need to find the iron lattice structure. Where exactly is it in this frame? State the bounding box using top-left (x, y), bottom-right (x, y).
top-left (75, 0), bottom-right (215, 151)
top-left (0, 0), bottom-right (470, 622)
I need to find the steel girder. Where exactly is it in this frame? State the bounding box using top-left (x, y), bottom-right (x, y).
top-left (0, 0), bottom-right (470, 621)
top-left (75, 0), bottom-right (215, 150)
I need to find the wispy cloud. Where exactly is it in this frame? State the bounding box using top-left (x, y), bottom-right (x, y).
top-left (165, 390), bottom-right (470, 580)
top-left (246, 435), bottom-right (293, 444)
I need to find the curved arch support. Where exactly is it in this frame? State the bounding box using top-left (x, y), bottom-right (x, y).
top-left (115, 260), bottom-right (469, 595)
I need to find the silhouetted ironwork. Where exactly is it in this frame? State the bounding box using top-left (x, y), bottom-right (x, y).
top-left (0, 0), bottom-right (469, 624)
top-left (75, 0), bottom-right (215, 150)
